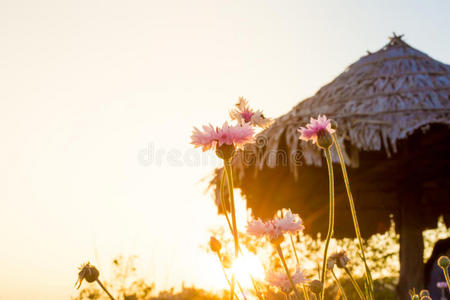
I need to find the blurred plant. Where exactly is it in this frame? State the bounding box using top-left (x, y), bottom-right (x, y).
top-left (74, 256), bottom-right (154, 300)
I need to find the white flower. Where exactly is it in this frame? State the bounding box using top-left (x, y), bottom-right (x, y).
top-left (265, 267), bottom-right (308, 293)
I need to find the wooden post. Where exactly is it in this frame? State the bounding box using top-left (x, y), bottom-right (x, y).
top-left (396, 185), bottom-right (424, 300)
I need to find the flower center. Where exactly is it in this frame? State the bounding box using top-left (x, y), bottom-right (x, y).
top-left (241, 110), bottom-right (254, 123)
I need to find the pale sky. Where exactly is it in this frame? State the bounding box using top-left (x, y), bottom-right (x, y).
top-left (0, 0), bottom-right (449, 299)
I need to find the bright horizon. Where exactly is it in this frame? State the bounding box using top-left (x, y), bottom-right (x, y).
top-left (1, 0), bottom-right (449, 299)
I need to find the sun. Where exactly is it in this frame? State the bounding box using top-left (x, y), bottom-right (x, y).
top-left (231, 251), bottom-right (265, 289)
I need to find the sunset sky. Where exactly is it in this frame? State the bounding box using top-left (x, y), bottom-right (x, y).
top-left (1, 0), bottom-right (449, 299)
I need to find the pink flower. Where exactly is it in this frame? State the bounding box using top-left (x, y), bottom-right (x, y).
top-left (230, 97), bottom-right (272, 128)
top-left (247, 210), bottom-right (304, 242)
top-left (215, 122), bottom-right (254, 149)
top-left (191, 122), bottom-right (254, 151)
top-left (191, 124), bottom-right (218, 151)
top-left (437, 281), bottom-right (448, 289)
top-left (246, 218), bottom-right (269, 237)
top-left (273, 209), bottom-right (304, 234)
top-left (298, 115), bottom-right (335, 145)
top-left (265, 267), bottom-right (308, 293)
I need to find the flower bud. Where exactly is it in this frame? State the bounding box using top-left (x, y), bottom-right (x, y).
top-left (438, 256), bottom-right (450, 269)
top-left (411, 295), bottom-right (419, 300)
top-left (216, 144), bottom-right (235, 160)
top-left (419, 290), bottom-right (430, 297)
top-left (330, 119), bottom-right (338, 130)
top-left (209, 236), bottom-right (222, 253)
top-left (76, 262), bottom-right (100, 289)
top-left (317, 130), bottom-right (333, 149)
top-left (309, 280), bottom-right (323, 294)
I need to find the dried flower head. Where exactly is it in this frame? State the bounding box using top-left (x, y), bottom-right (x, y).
top-left (230, 97), bottom-right (272, 128)
top-left (327, 250), bottom-right (350, 269)
top-left (265, 266), bottom-right (308, 293)
top-left (76, 262), bottom-right (99, 289)
top-left (298, 115), bottom-right (335, 149)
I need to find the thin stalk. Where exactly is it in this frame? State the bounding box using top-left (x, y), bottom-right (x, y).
top-left (290, 235), bottom-right (300, 266)
top-left (96, 279), bottom-right (115, 300)
top-left (218, 253), bottom-right (240, 300)
top-left (302, 284), bottom-right (310, 300)
top-left (332, 134), bottom-right (374, 298)
top-left (344, 267), bottom-right (366, 300)
top-left (220, 169), bottom-right (234, 234)
top-left (231, 275), bottom-right (236, 300)
top-left (442, 268), bottom-right (450, 293)
top-left (276, 245), bottom-right (301, 300)
top-left (224, 160), bottom-right (239, 256)
top-left (250, 275), bottom-right (265, 300)
top-left (224, 159), bottom-right (239, 300)
top-left (320, 148), bottom-right (335, 300)
top-left (330, 269), bottom-right (348, 300)
top-left (237, 281), bottom-right (248, 300)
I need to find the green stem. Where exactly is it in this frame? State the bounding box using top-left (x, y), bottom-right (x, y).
top-left (96, 279), bottom-right (115, 300)
top-left (320, 148), bottom-right (335, 300)
top-left (224, 159), bottom-right (239, 300)
top-left (442, 267), bottom-right (450, 293)
top-left (290, 235), bottom-right (300, 266)
top-left (332, 134), bottom-right (374, 299)
top-left (220, 169), bottom-right (234, 235)
top-left (330, 269), bottom-right (348, 300)
top-left (276, 245), bottom-right (301, 300)
top-left (344, 267), bottom-right (366, 300)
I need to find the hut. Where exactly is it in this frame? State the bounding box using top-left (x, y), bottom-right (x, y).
top-left (214, 35), bottom-right (450, 299)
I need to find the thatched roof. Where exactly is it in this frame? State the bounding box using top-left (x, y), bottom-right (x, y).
top-left (246, 34), bottom-right (450, 177)
top-left (212, 35), bottom-right (450, 238)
